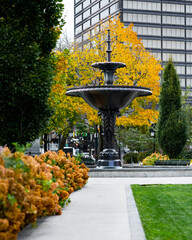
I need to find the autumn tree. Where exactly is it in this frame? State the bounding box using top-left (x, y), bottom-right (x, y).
top-left (48, 16), bottom-right (161, 151)
top-left (69, 17), bottom-right (161, 129)
top-left (0, 0), bottom-right (64, 148)
top-left (157, 59), bottom-right (188, 159)
top-left (47, 50), bottom-right (100, 149)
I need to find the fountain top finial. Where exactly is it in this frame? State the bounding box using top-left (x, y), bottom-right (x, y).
top-left (91, 30), bottom-right (126, 85)
top-left (106, 29), bottom-right (112, 62)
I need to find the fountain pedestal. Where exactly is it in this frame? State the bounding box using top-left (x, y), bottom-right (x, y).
top-left (97, 109), bottom-right (121, 168)
top-left (66, 30), bottom-right (152, 169)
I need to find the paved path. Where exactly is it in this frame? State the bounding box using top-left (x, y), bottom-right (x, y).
top-left (18, 177), bottom-right (192, 240)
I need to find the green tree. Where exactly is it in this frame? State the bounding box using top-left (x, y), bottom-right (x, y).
top-left (0, 0), bottom-right (64, 148)
top-left (157, 59), bottom-right (188, 159)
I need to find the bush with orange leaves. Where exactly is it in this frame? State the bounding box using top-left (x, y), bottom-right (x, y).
top-left (0, 147), bottom-right (89, 240)
top-left (142, 152), bottom-right (169, 166)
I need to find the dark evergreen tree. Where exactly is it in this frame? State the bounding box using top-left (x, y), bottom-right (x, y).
top-left (0, 0), bottom-right (64, 147)
top-left (157, 59), bottom-right (188, 159)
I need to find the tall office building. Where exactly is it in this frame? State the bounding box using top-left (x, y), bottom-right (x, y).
top-left (74, 0), bottom-right (192, 100)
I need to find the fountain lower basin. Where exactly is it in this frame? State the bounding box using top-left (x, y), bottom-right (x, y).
top-left (66, 85), bottom-right (152, 169)
top-left (66, 85), bottom-right (152, 110)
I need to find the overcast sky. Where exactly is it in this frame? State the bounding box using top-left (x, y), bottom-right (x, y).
top-left (62, 1), bottom-right (74, 40)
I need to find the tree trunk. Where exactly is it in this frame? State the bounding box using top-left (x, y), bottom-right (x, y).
top-left (44, 134), bottom-right (48, 152)
top-left (59, 135), bottom-right (67, 150)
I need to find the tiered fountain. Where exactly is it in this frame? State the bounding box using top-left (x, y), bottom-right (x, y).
top-left (66, 30), bottom-right (152, 168)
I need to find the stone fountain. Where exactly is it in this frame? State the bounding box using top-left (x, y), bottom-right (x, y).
top-left (66, 30), bottom-right (152, 168)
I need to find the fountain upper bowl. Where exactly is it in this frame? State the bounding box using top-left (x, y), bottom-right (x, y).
top-left (66, 85), bottom-right (152, 111)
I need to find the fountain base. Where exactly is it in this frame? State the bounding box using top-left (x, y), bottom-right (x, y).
top-left (97, 159), bottom-right (122, 169)
top-left (97, 149), bottom-right (122, 169)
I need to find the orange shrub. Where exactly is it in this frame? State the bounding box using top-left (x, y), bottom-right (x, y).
top-left (0, 147), bottom-right (89, 240)
top-left (142, 153), bottom-right (169, 165)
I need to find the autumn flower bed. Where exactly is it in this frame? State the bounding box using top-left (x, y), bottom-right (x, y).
top-left (0, 147), bottom-right (89, 240)
top-left (142, 153), bottom-right (169, 165)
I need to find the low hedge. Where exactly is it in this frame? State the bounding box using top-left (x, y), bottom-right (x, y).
top-left (155, 159), bottom-right (191, 166)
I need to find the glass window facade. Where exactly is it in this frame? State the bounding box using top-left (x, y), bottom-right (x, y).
top-left (74, 0), bottom-right (192, 100)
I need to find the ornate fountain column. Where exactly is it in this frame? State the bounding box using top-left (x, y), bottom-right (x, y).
top-left (98, 109), bottom-right (121, 167)
top-left (92, 30), bottom-right (125, 168)
top-left (98, 109), bottom-right (120, 149)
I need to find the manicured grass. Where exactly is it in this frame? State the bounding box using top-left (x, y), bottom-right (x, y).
top-left (131, 184), bottom-right (192, 240)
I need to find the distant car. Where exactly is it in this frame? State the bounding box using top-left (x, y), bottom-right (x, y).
top-left (81, 152), bottom-right (96, 164)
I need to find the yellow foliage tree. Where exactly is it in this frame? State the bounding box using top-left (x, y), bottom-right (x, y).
top-left (48, 49), bottom-right (100, 149)
top-left (48, 16), bottom-right (162, 150)
top-left (69, 16), bottom-right (162, 128)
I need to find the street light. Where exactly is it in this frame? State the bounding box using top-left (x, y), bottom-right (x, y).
top-left (150, 124), bottom-right (156, 153)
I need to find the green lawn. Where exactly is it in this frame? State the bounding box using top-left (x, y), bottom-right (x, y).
top-left (131, 184), bottom-right (192, 240)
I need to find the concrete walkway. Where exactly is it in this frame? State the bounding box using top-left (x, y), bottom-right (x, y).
top-left (18, 177), bottom-right (192, 240)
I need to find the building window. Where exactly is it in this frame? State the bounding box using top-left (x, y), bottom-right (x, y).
top-left (175, 66), bottom-right (185, 75)
top-left (83, 8), bottom-right (90, 19)
top-left (142, 39), bottom-right (161, 49)
top-left (187, 67), bottom-right (192, 74)
top-left (101, 8), bottom-right (109, 20)
top-left (187, 18), bottom-right (192, 26)
top-left (75, 4), bottom-right (82, 14)
top-left (163, 41), bottom-right (185, 50)
top-left (123, 1), bottom-right (160, 11)
top-left (163, 53), bottom-right (185, 62)
top-left (110, 3), bottom-right (118, 14)
top-left (75, 25), bottom-right (82, 35)
top-left (163, 16), bottom-right (184, 25)
top-left (187, 30), bottom-right (192, 38)
top-left (124, 13), bottom-right (161, 23)
top-left (91, 14), bottom-right (99, 25)
top-left (91, 3), bottom-right (99, 13)
top-left (75, 14), bottom-right (82, 24)
top-left (101, 0), bottom-right (109, 8)
top-left (133, 26), bottom-right (161, 36)
top-left (163, 28), bottom-right (185, 37)
top-left (162, 4), bottom-right (184, 13)
top-left (187, 42), bottom-right (192, 50)
top-left (83, 0), bottom-right (91, 9)
top-left (187, 54), bottom-right (192, 62)
top-left (83, 20), bottom-right (91, 30)
top-left (186, 5), bottom-right (192, 13)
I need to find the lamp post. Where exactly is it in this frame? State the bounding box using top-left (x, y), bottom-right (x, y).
top-left (150, 124), bottom-right (156, 153)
